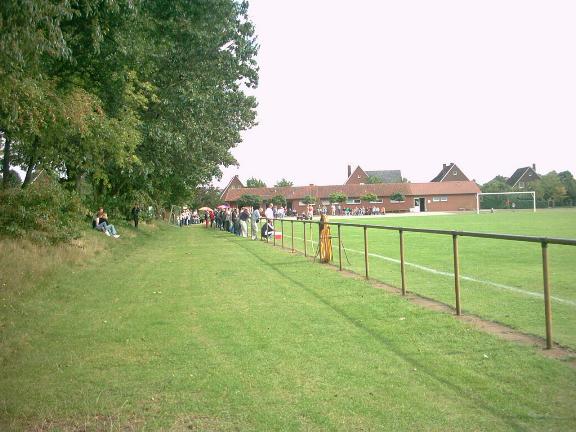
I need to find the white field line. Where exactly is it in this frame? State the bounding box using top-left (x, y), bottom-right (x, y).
top-left (290, 235), bottom-right (576, 307)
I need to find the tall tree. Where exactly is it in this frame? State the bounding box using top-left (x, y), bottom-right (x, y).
top-left (246, 177), bottom-right (266, 188)
top-left (534, 171), bottom-right (566, 204)
top-left (275, 178), bottom-right (293, 187)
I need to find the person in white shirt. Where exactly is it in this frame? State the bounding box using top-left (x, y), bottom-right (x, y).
top-left (264, 203), bottom-right (274, 220)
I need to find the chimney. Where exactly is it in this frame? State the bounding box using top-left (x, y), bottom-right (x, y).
top-left (532, 163), bottom-right (536, 171)
top-left (347, 165), bottom-right (352, 177)
top-left (443, 163), bottom-right (447, 170)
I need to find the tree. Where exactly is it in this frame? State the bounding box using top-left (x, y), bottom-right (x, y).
top-left (189, 185), bottom-right (222, 211)
top-left (534, 171), bottom-right (566, 205)
top-left (361, 193), bottom-right (378, 202)
top-left (557, 171), bottom-right (576, 204)
top-left (390, 192), bottom-right (405, 202)
top-left (246, 177), bottom-right (266, 188)
top-left (302, 195), bottom-right (316, 205)
top-left (481, 176), bottom-right (512, 193)
top-left (274, 178), bottom-right (293, 187)
top-left (237, 194), bottom-right (261, 209)
top-left (329, 192), bottom-right (347, 204)
top-left (271, 195), bottom-right (286, 206)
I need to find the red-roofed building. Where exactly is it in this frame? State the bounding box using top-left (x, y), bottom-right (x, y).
top-left (221, 180), bottom-right (480, 214)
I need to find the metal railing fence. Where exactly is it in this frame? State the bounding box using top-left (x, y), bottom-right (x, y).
top-left (243, 217), bottom-right (576, 350)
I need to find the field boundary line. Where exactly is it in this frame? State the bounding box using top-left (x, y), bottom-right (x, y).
top-left (291, 236), bottom-right (576, 307)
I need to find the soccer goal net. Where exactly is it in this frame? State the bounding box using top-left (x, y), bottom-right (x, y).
top-left (476, 191), bottom-right (536, 213)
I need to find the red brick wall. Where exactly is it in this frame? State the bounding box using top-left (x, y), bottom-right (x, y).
top-left (345, 166), bottom-right (368, 185)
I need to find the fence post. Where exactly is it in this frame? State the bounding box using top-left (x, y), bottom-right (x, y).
top-left (452, 234), bottom-right (462, 315)
top-left (291, 220), bottom-right (295, 252)
top-left (303, 221), bottom-right (307, 257)
top-left (542, 242), bottom-right (553, 349)
top-left (338, 224), bottom-right (342, 271)
top-left (281, 219), bottom-right (284, 249)
top-left (399, 229), bottom-right (406, 295)
top-left (364, 226), bottom-right (369, 279)
top-left (273, 219), bottom-right (276, 246)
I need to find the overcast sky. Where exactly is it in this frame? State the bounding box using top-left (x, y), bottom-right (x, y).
top-left (217, 0), bottom-right (575, 188)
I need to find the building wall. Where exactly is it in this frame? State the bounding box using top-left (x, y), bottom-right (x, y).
top-left (280, 194), bottom-right (476, 214)
top-left (422, 194), bottom-right (477, 211)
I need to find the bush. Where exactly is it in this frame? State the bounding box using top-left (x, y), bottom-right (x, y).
top-left (0, 180), bottom-right (87, 244)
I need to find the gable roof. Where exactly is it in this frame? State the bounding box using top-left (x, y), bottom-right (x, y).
top-left (506, 167), bottom-right (540, 187)
top-left (431, 163), bottom-right (453, 182)
top-left (219, 175), bottom-right (244, 199)
top-left (365, 170), bottom-right (403, 183)
top-left (431, 163), bottom-right (469, 182)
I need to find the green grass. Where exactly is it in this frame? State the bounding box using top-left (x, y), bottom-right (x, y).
top-left (1, 222), bottom-right (576, 430)
top-left (278, 209), bottom-right (576, 348)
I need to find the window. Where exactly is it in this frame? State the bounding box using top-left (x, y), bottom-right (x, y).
top-left (441, 196), bottom-right (448, 202)
top-left (320, 200), bottom-right (330, 205)
top-left (298, 201), bottom-right (316, 206)
top-left (433, 196), bottom-right (440, 202)
top-left (369, 198), bottom-right (383, 203)
top-left (453, 171), bottom-right (458, 176)
top-left (346, 198), bottom-right (361, 204)
top-left (518, 182), bottom-right (525, 189)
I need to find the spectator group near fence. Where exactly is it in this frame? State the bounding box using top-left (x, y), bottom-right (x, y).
top-left (207, 205), bottom-right (280, 241)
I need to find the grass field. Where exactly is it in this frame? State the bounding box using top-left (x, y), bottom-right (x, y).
top-left (1, 221), bottom-right (576, 430)
top-left (277, 209), bottom-right (576, 348)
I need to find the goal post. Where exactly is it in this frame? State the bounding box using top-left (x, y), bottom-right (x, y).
top-left (476, 191), bottom-right (536, 214)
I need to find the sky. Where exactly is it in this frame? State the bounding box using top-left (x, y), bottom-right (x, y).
top-left (216, 0), bottom-right (576, 188)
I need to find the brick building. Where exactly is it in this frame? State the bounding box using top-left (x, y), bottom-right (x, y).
top-left (221, 180), bottom-right (480, 214)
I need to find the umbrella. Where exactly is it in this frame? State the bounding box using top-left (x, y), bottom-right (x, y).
top-left (199, 207), bottom-right (213, 212)
top-left (217, 204), bottom-right (229, 209)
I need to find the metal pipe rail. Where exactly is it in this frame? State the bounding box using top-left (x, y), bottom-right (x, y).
top-left (262, 217), bottom-right (576, 350)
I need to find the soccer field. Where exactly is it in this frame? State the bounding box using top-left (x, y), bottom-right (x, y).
top-left (277, 209), bottom-right (576, 348)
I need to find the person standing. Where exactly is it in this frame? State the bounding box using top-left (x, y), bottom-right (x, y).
top-left (265, 203), bottom-right (274, 220)
top-left (239, 207), bottom-right (249, 237)
top-left (131, 204), bottom-right (141, 228)
top-left (251, 207), bottom-right (261, 240)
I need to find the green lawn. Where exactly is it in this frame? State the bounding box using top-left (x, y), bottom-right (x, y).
top-left (1, 222), bottom-right (576, 430)
top-left (279, 209), bottom-right (576, 348)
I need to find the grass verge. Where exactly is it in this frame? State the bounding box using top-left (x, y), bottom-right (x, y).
top-left (1, 222), bottom-right (575, 430)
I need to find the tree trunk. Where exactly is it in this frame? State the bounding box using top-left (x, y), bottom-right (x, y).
top-left (22, 136), bottom-right (39, 188)
top-left (2, 138), bottom-right (11, 189)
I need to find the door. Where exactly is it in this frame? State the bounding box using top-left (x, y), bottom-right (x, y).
top-left (418, 197), bottom-right (426, 212)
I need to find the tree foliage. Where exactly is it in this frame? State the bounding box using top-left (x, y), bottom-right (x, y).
top-left (274, 178), bottom-right (293, 187)
top-left (246, 177), bottom-right (266, 188)
top-left (0, 0), bottom-right (259, 216)
top-left (360, 193), bottom-right (378, 202)
top-left (366, 175), bottom-right (382, 184)
top-left (302, 195), bottom-right (316, 205)
top-left (481, 176), bottom-right (512, 193)
top-left (271, 195), bottom-right (286, 206)
top-left (329, 192), bottom-right (347, 204)
top-left (237, 194), bottom-right (261, 209)
top-left (534, 171), bottom-right (566, 204)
